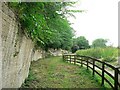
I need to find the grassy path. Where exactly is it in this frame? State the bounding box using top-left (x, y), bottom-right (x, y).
top-left (21, 57), bottom-right (103, 88)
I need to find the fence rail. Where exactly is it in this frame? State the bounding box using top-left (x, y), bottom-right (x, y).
top-left (63, 54), bottom-right (120, 90)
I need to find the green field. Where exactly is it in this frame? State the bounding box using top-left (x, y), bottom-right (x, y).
top-left (21, 57), bottom-right (104, 88)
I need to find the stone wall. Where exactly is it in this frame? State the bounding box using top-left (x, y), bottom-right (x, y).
top-left (1, 3), bottom-right (67, 89)
top-left (0, 2), bottom-right (2, 90)
top-left (32, 49), bottom-right (45, 61)
top-left (48, 49), bottom-right (63, 56)
top-left (1, 3), bottom-right (44, 88)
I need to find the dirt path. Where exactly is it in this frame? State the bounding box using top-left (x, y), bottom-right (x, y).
top-left (21, 57), bottom-right (103, 88)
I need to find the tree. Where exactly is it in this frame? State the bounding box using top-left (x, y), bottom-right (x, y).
top-left (46, 17), bottom-right (74, 50)
top-left (92, 38), bottom-right (107, 48)
top-left (76, 36), bottom-right (89, 49)
top-left (8, 2), bottom-right (79, 51)
top-left (71, 36), bottom-right (89, 53)
top-left (71, 45), bottom-right (79, 53)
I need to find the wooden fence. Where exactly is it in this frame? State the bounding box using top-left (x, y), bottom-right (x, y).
top-left (63, 54), bottom-right (120, 90)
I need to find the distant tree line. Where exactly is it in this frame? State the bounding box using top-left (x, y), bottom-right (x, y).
top-left (71, 37), bottom-right (108, 53)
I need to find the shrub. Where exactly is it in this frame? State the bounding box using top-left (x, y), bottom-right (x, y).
top-left (76, 47), bottom-right (118, 62)
top-left (102, 56), bottom-right (117, 62)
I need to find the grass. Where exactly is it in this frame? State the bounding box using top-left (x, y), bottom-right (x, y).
top-left (21, 57), bottom-right (104, 88)
top-left (76, 47), bottom-right (118, 63)
top-left (86, 68), bottom-right (114, 88)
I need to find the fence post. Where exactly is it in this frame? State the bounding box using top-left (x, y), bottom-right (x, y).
top-left (67, 55), bottom-right (69, 62)
top-left (87, 59), bottom-right (88, 70)
top-left (63, 55), bottom-right (64, 61)
top-left (81, 57), bottom-right (83, 67)
top-left (70, 55), bottom-right (71, 63)
top-left (93, 60), bottom-right (95, 76)
top-left (101, 62), bottom-right (105, 86)
top-left (74, 55), bottom-right (76, 64)
top-left (114, 67), bottom-right (118, 90)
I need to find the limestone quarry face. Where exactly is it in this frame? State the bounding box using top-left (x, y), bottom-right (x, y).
top-left (1, 3), bottom-right (64, 88)
top-left (2, 3), bottom-right (32, 88)
top-left (0, 2), bottom-right (2, 90)
top-left (1, 3), bottom-right (44, 88)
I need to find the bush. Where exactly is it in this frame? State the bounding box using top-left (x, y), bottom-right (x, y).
top-left (102, 56), bottom-right (117, 62)
top-left (76, 47), bottom-right (118, 62)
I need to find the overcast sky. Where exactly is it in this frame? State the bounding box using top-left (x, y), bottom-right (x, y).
top-left (68, 0), bottom-right (119, 47)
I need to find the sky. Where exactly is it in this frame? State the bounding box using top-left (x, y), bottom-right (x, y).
top-left (68, 0), bottom-right (119, 47)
